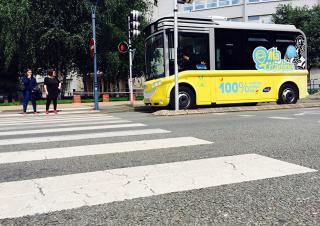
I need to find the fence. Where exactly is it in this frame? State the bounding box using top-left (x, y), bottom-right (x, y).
top-left (308, 79), bottom-right (320, 94)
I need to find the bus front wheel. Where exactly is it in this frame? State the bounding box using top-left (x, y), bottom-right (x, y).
top-left (170, 86), bottom-right (196, 110)
top-left (277, 84), bottom-right (298, 104)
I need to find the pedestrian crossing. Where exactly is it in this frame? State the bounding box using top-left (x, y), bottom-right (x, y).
top-left (0, 112), bottom-right (316, 220)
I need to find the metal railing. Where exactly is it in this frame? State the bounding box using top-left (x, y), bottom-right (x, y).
top-left (73, 89), bottom-right (144, 98)
top-left (308, 79), bottom-right (320, 94)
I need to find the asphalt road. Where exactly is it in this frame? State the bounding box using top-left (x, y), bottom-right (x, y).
top-left (0, 107), bottom-right (319, 225)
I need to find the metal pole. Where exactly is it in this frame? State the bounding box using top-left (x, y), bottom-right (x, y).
top-left (92, 5), bottom-right (99, 110)
top-left (174, 0), bottom-right (179, 111)
top-left (128, 16), bottom-right (134, 106)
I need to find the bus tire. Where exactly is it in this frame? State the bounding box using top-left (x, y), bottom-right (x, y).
top-left (277, 83), bottom-right (298, 104)
top-left (170, 86), bottom-right (196, 110)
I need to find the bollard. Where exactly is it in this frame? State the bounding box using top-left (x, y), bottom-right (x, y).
top-left (73, 94), bottom-right (81, 103)
top-left (102, 93), bottom-right (109, 102)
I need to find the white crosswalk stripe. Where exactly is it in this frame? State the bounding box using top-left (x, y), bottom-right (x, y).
top-left (0, 137), bottom-right (212, 164)
top-left (0, 119), bottom-right (128, 131)
top-left (0, 154), bottom-right (315, 219)
top-left (0, 110), bottom-right (99, 118)
top-left (0, 129), bottom-right (170, 146)
top-left (0, 112), bottom-right (316, 220)
top-left (0, 123), bottom-right (146, 136)
top-left (268, 116), bottom-right (295, 120)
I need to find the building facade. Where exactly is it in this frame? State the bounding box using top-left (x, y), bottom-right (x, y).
top-left (151, 0), bottom-right (319, 23)
top-left (150, 0), bottom-right (320, 81)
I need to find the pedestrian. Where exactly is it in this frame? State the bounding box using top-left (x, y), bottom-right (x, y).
top-left (44, 69), bottom-right (61, 114)
top-left (22, 68), bottom-right (38, 114)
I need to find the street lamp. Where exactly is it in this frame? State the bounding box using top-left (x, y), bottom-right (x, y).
top-left (89, 0), bottom-right (100, 110)
top-left (174, 0), bottom-right (193, 111)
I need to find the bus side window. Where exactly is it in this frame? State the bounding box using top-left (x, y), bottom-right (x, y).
top-left (245, 31), bottom-right (272, 69)
top-left (275, 33), bottom-right (297, 58)
top-left (215, 29), bottom-right (243, 70)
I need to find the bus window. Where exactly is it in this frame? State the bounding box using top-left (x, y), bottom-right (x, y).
top-left (145, 33), bottom-right (165, 81)
top-left (275, 32), bottom-right (306, 69)
top-left (244, 31), bottom-right (272, 69)
top-left (215, 29), bottom-right (244, 70)
top-left (168, 32), bottom-right (209, 74)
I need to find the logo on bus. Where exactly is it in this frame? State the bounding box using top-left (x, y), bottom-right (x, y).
top-left (253, 46), bottom-right (295, 72)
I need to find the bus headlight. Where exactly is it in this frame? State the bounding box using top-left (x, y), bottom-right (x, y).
top-left (152, 80), bottom-right (162, 88)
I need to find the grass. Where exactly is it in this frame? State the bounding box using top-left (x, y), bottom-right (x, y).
top-left (0, 96), bottom-right (144, 106)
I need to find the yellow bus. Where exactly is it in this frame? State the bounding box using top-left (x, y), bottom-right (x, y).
top-left (143, 14), bottom-right (308, 109)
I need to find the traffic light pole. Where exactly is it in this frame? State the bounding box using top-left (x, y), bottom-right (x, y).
top-left (92, 5), bottom-right (99, 110)
top-left (128, 16), bottom-right (134, 106)
top-left (174, 0), bottom-right (179, 111)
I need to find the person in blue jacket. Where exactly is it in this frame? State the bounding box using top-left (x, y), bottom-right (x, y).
top-left (22, 68), bottom-right (38, 114)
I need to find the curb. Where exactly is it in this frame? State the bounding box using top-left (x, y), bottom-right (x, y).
top-left (152, 102), bottom-right (320, 116)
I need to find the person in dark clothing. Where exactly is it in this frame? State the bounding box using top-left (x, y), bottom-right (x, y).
top-left (44, 70), bottom-right (61, 114)
top-left (22, 69), bottom-right (38, 114)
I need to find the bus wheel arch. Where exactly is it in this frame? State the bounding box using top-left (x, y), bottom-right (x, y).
top-left (169, 83), bottom-right (196, 109)
top-left (277, 82), bottom-right (299, 104)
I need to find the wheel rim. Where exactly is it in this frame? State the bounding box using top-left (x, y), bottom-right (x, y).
top-left (282, 88), bottom-right (295, 103)
top-left (179, 91), bottom-right (191, 109)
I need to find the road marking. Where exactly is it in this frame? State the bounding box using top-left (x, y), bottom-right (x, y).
top-left (0, 110), bottom-right (100, 118)
top-left (0, 129), bottom-right (170, 146)
top-left (0, 123), bottom-right (146, 137)
top-left (237, 115), bottom-right (256, 117)
top-left (268, 117), bottom-right (295, 120)
top-left (0, 120), bottom-right (131, 132)
top-left (0, 154), bottom-right (315, 219)
top-left (0, 116), bottom-right (117, 125)
top-left (0, 137), bottom-right (212, 164)
top-left (294, 111), bottom-right (320, 116)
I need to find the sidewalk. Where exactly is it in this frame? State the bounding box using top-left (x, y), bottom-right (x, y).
top-left (153, 96), bottom-right (320, 116)
top-left (0, 101), bottom-right (145, 113)
top-left (1, 94), bottom-right (319, 115)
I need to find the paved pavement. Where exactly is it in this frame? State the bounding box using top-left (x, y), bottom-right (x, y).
top-left (0, 107), bottom-right (319, 225)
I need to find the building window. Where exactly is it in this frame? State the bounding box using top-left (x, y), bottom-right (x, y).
top-left (248, 15), bottom-right (260, 23)
top-left (218, 0), bottom-right (231, 7)
top-left (207, 0), bottom-right (218, 8)
top-left (195, 0), bottom-right (206, 10)
top-left (154, 0), bottom-right (158, 6)
top-left (228, 17), bottom-right (242, 22)
top-left (183, 0), bottom-right (245, 12)
top-left (184, 4), bottom-right (193, 11)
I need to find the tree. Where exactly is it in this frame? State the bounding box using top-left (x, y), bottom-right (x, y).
top-left (273, 4), bottom-right (320, 67)
top-left (0, 0), bottom-right (151, 96)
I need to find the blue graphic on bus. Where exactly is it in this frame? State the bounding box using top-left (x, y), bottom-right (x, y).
top-left (263, 87), bottom-right (271, 93)
top-left (253, 46), bottom-right (295, 72)
top-left (219, 82), bottom-right (262, 94)
top-left (286, 45), bottom-right (297, 59)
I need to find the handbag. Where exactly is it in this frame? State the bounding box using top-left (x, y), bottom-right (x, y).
top-left (32, 86), bottom-right (42, 100)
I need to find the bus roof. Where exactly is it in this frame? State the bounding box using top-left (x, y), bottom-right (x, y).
top-left (145, 13), bottom-right (299, 37)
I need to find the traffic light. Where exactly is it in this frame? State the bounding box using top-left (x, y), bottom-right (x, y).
top-left (129, 10), bottom-right (143, 39)
top-left (118, 42), bottom-right (129, 54)
top-left (177, 0), bottom-right (193, 3)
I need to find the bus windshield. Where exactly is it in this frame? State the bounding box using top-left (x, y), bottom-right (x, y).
top-left (145, 33), bottom-right (165, 81)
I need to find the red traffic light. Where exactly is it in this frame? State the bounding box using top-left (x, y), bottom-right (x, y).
top-left (90, 38), bottom-right (95, 58)
top-left (118, 42), bottom-right (129, 54)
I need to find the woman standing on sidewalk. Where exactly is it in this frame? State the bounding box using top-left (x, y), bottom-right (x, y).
top-left (44, 70), bottom-right (61, 114)
top-left (22, 68), bottom-right (38, 114)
